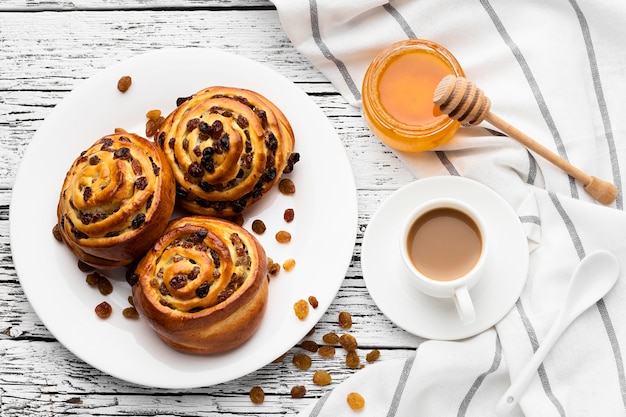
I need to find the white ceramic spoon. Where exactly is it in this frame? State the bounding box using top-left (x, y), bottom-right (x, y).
top-left (495, 250), bottom-right (620, 416)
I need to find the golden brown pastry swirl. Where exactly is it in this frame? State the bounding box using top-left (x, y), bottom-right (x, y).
top-left (131, 216), bottom-right (269, 354)
top-left (56, 132), bottom-right (176, 269)
top-left (155, 86), bottom-right (298, 218)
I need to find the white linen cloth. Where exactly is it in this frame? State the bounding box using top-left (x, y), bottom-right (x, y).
top-left (271, 1), bottom-right (626, 416)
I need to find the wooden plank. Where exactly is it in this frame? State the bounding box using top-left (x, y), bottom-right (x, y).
top-left (1, 0), bottom-right (275, 11)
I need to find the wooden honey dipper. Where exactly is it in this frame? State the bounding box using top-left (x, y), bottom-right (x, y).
top-left (433, 74), bottom-right (618, 205)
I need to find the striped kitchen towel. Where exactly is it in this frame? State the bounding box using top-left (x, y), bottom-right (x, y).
top-left (271, 1), bottom-right (626, 416)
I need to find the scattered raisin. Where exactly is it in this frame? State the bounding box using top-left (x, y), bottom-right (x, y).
top-left (251, 219), bottom-right (266, 234)
top-left (290, 385), bottom-right (306, 399)
top-left (117, 75), bottom-right (132, 92)
top-left (339, 334), bottom-right (358, 352)
top-left (308, 295), bottom-right (319, 309)
top-left (345, 350), bottom-right (360, 369)
top-left (366, 349), bottom-right (381, 363)
top-left (249, 386), bottom-right (265, 404)
top-left (276, 230), bottom-right (291, 243)
top-left (145, 116), bottom-right (164, 137)
top-left (97, 275), bottom-right (113, 296)
top-left (283, 258), bottom-right (296, 271)
top-left (347, 392), bottom-right (365, 410)
top-left (278, 178), bottom-right (296, 194)
top-left (318, 345), bottom-right (336, 358)
top-left (322, 332), bottom-right (339, 344)
top-left (268, 260), bottom-right (281, 276)
top-left (293, 299), bottom-right (309, 320)
top-left (312, 370), bottom-right (332, 386)
top-left (292, 353), bottom-right (312, 370)
top-left (86, 272), bottom-right (100, 287)
top-left (77, 260), bottom-right (94, 273)
top-left (95, 301), bottom-right (112, 319)
top-left (145, 109), bottom-right (161, 120)
top-left (283, 208), bottom-right (295, 223)
top-left (272, 352), bottom-right (287, 363)
top-left (338, 311), bottom-right (353, 329)
top-left (52, 224), bottom-right (63, 242)
top-left (122, 307), bottom-right (139, 319)
top-left (300, 340), bottom-right (318, 353)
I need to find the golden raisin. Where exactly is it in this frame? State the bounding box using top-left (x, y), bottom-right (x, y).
top-left (117, 75), bottom-right (132, 92)
top-left (145, 109), bottom-right (161, 120)
top-left (284, 208), bottom-right (295, 222)
top-left (346, 350), bottom-right (360, 369)
top-left (366, 349), bottom-right (381, 363)
top-left (85, 272), bottom-right (100, 287)
top-left (292, 353), bottom-right (312, 370)
top-left (293, 299), bottom-right (309, 320)
top-left (249, 386), bottom-right (265, 404)
top-left (97, 275), bottom-right (113, 296)
top-left (122, 307), bottom-right (139, 319)
top-left (145, 116), bottom-right (164, 137)
top-left (308, 295), bottom-right (319, 309)
top-left (268, 261), bottom-right (281, 276)
top-left (278, 178), bottom-right (296, 194)
top-left (312, 370), bottom-right (332, 386)
top-left (347, 392), bottom-right (365, 410)
top-left (339, 334), bottom-right (358, 352)
top-left (276, 230), bottom-right (292, 243)
top-left (290, 385), bottom-right (306, 399)
top-left (95, 301), bottom-right (112, 319)
top-left (251, 219), bottom-right (266, 234)
top-left (283, 258), bottom-right (296, 271)
top-left (318, 345), bottom-right (336, 358)
top-left (322, 332), bottom-right (339, 344)
top-left (338, 311), bottom-right (353, 329)
top-left (300, 340), bottom-right (318, 353)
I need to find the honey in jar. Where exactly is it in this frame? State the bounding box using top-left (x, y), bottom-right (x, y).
top-left (362, 39), bottom-right (465, 152)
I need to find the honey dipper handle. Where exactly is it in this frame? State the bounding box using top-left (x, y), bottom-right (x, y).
top-left (484, 112), bottom-right (618, 204)
top-left (434, 75), bottom-right (618, 205)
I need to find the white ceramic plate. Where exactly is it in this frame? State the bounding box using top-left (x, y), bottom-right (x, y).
top-left (10, 48), bottom-right (358, 388)
top-left (362, 176), bottom-right (528, 340)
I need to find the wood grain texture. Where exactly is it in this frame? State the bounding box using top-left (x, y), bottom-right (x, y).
top-left (0, 2), bottom-right (420, 415)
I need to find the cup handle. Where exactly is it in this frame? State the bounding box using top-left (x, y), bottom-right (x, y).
top-left (453, 286), bottom-right (476, 325)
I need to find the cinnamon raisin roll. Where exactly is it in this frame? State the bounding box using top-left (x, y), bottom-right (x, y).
top-left (155, 86), bottom-right (298, 218)
top-left (131, 216), bottom-right (269, 355)
top-left (56, 131), bottom-right (176, 269)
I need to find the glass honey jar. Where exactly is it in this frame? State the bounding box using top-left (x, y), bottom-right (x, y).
top-left (362, 39), bottom-right (465, 152)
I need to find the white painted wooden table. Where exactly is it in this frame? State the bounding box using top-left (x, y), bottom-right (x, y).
top-left (0, 1), bottom-right (422, 415)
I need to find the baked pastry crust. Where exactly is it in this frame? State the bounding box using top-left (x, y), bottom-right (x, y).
top-left (156, 86), bottom-right (297, 218)
top-left (56, 131), bottom-right (176, 269)
top-left (131, 216), bottom-right (269, 355)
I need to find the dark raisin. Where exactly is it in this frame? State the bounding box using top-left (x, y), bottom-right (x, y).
top-left (211, 120), bottom-right (223, 138)
top-left (77, 260), bottom-right (94, 272)
top-left (196, 281), bottom-right (210, 298)
top-left (300, 340), bottom-right (318, 353)
top-left (135, 177), bottom-right (148, 190)
top-left (265, 132), bottom-right (278, 150)
top-left (117, 76), bottom-right (132, 92)
top-left (284, 208), bottom-right (295, 223)
top-left (284, 152), bottom-right (300, 173)
top-left (131, 213), bottom-right (146, 229)
top-left (236, 115), bottom-right (249, 129)
top-left (113, 147), bottom-right (131, 160)
top-left (126, 270), bottom-right (138, 286)
top-left (52, 224), bottom-right (63, 242)
top-left (217, 288), bottom-right (234, 303)
top-left (188, 161), bottom-right (204, 178)
top-left (89, 155), bottom-right (101, 165)
top-left (131, 158), bottom-right (142, 175)
top-left (251, 219), bottom-right (266, 234)
top-left (169, 275), bottom-right (187, 289)
top-left (219, 134), bottom-right (230, 151)
top-left (82, 186), bottom-right (92, 202)
top-left (290, 385), bottom-right (306, 399)
top-left (176, 95), bottom-right (192, 106)
top-left (100, 137), bottom-right (113, 150)
top-left (157, 131), bottom-right (166, 148)
top-left (187, 118), bottom-right (201, 132)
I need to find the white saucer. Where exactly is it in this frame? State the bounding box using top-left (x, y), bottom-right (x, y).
top-left (362, 176), bottom-right (529, 340)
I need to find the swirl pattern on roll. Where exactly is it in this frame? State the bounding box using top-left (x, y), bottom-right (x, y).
top-left (57, 132), bottom-right (176, 269)
top-left (131, 216), bottom-right (269, 354)
top-left (156, 86), bottom-right (298, 218)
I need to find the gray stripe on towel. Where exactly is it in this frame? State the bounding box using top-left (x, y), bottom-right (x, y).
top-left (386, 354), bottom-right (416, 417)
top-left (479, 0), bottom-right (579, 200)
top-left (567, 0), bottom-right (623, 210)
top-left (457, 334), bottom-right (503, 416)
top-left (308, 0), bottom-right (361, 102)
top-left (383, 2), bottom-right (416, 39)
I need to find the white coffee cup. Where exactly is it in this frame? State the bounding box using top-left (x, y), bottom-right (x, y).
top-left (399, 198), bottom-right (488, 324)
